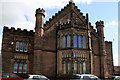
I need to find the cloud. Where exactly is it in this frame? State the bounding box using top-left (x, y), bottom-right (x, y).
top-left (105, 21), bottom-right (118, 28)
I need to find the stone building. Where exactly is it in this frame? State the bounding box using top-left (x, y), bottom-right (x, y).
top-left (1, 1), bottom-right (114, 79)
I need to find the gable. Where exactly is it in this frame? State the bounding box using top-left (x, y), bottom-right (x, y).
top-left (44, 2), bottom-right (87, 31)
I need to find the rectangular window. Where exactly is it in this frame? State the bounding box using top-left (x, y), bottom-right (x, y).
top-left (20, 42), bottom-right (23, 52)
top-left (83, 62), bottom-right (86, 74)
top-left (74, 63), bottom-right (77, 74)
top-left (14, 62), bottom-right (18, 73)
top-left (63, 63), bottom-right (66, 74)
top-left (67, 35), bottom-right (71, 47)
top-left (68, 63), bottom-right (71, 74)
top-left (18, 63), bottom-right (22, 73)
top-left (83, 36), bottom-right (86, 48)
top-left (74, 52), bottom-right (76, 57)
top-left (78, 36), bottom-right (82, 48)
top-left (80, 63), bottom-right (82, 74)
top-left (68, 52), bottom-right (71, 57)
top-left (62, 36), bottom-right (66, 48)
top-left (23, 63), bottom-right (27, 73)
top-left (24, 42), bottom-right (28, 52)
top-left (16, 42), bottom-right (19, 51)
top-left (74, 35), bottom-right (77, 48)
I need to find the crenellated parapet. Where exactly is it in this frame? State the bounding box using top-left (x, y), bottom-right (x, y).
top-left (96, 20), bottom-right (104, 28)
top-left (35, 8), bottom-right (45, 17)
top-left (3, 26), bottom-right (34, 36)
top-left (88, 22), bottom-right (98, 37)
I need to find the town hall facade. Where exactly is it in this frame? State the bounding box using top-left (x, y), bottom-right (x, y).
top-left (1, 1), bottom-right (114, 79)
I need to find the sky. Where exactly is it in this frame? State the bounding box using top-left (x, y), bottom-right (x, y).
top-left (0, 0), bottom-right (119, 66)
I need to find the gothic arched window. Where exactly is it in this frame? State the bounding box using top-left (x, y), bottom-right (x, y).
top-left (67, 35), bottom-right (71, 47)
top-left (78, 36), bottom-right (82, 48)
top-left (83, 36), bottom-right (86, 48)
top-left (62, 35), bottom-right (66, 48)
top-left (74, 35), bottom-right (77, 48)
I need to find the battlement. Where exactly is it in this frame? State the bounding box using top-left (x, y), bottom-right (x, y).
top-left (35, 8), bottom-right (45, 17)
top-left (3, 26), bottom-right (34, 35)
top-left (96, 20), bottom-right (104, 27)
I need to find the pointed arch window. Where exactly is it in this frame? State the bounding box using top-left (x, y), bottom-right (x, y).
top-left (83, 36), bottom-right (86, 48)
top-left (62, 35), bottom-right (66, 48)
top-left (78, 36), bottom-right (82, 48)
top-left (74, 35), bottom-right (77, 48)
top-left (67, 35), bottom-right (71, 47)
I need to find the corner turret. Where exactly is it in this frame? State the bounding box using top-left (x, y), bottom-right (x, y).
top-left (35, 8), bottom-right (45, 37)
